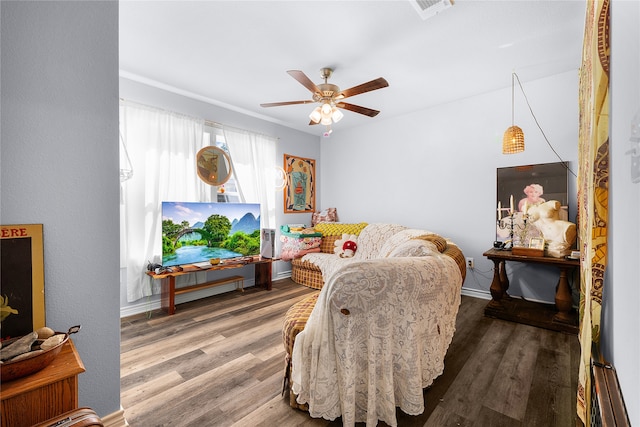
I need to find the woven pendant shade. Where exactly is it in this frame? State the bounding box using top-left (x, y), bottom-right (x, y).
top-left (503, 125), bottom-right (525, 154)
top-left (503, 72), bottom-right (525, 154)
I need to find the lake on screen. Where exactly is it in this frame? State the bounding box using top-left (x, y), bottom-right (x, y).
top-left (162, 245), bottom-right (242, 266)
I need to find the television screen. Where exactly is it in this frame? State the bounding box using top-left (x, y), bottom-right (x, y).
top-left (161, 201), bottom-right (261, 267)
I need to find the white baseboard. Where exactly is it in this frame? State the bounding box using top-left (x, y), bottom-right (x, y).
top-left (275, 270), bottom-right (291, 281)
top-left (121, 274), bottom-right (493, 318)
top-left (460, 286), bottom-right (558, 306)
top-left (460, 287), bottom-right (492, 300)
top-left (120, 279), bottom-right (255, 318)
top-left (101, 407), bottom-right (128, 427)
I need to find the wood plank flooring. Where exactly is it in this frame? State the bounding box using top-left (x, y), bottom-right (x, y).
top-left (120, 278), bottom-right (580, 427)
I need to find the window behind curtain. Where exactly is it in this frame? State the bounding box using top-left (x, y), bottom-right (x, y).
top-left (203, 124), bottom-right (241, 203)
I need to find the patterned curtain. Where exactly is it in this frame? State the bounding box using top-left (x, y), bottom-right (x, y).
top-left (576, 0), bottom-right (609, 423)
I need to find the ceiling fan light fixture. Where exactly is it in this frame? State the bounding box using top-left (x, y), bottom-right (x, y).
top-left (332, 107), bottom-right (344, 123)
top-left (262, 69), bottom-right (389, 132)
top-left (309, 106), bottom-right (322, 123)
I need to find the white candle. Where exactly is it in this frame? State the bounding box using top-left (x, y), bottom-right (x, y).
top-left (510, 195), bottom-right (514, 214)
top-left (497, 201), bottom-right (502, 220)
top-left (523, 200), bottom-right (528, 214)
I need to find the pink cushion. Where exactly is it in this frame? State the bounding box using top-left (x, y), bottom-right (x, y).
top-left (311, 208), bottom-right (338, 226)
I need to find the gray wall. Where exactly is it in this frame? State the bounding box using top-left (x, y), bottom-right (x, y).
top-left (322, 70), bottom-right (579, 305)
top-left (603, 0), bottom-right (640, 423)
top-left (1, 1), bottom-right (120, 419)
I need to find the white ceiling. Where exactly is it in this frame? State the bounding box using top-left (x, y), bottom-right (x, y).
top-left (119, 0), bottom-right (586, 136)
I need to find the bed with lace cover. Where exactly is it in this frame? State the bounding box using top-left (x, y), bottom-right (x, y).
top-left (290, 245), bottom-right (463, 426)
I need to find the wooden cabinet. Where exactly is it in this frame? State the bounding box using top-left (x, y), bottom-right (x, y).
top-left (1, 339), bottom-right (85, 427)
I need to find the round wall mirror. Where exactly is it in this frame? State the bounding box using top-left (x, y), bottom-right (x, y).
top-left (196, 146), bottom-right (232, 186)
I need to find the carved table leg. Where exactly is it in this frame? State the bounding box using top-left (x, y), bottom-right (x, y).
top-left (161, 276), bottom-right (176, 315)
top-left (489, 259), bottom-right (507, 307)
top-left (498, 260), bottom-right (510, 298)
top-left (553, 266), bottom-right (573, 323)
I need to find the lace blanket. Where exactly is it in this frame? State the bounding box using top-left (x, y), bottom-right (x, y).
top-left (291, 253), bottom-right (462, 426)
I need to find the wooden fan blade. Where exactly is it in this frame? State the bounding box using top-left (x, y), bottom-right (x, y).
top-left (308, 120), bottom-right (320, 126)
top-left (260, 100), bottom-right (314, 108)
top-left (287, 70), bottom-right (322, 95)
top-left (335, 102), bottom-right (380, 117)
top-left (337, 77), bottom-right (389, 99)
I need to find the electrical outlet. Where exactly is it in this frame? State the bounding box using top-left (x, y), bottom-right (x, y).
top-left (466, 257), bottom-right (474, 269)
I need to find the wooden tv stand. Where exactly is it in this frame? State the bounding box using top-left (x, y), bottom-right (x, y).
top-left (147, 256), bottom-right (276, 315)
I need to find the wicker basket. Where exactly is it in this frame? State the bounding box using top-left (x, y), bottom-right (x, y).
top-left (1, 325), bottom-right (80, 382)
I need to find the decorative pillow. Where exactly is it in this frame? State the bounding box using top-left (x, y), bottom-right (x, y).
top-left (320, 235), bottom-right (342, 253)
top-left (314, 222), bottom-right (368, 237)
top-left (311, 208), bottom-right (338, 226)
top-left (333, 233), bottom-right (358, 258)
top-left (279, 234), bottom-right (322, 261)
top-left (387, 239), bottom-right (437, 258)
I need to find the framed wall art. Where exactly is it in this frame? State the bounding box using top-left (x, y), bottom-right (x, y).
top-left (1, 224), bottom-right (46, 341)
top-left (284, 154), bottom-right (316, 213)
top-left (496, 161), bottom-right (569, 244)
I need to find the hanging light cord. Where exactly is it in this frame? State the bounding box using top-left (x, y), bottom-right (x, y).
top-left (511, 73), bottom-right (515, 126)
top-left (513, 72), bottom-right (578, 178)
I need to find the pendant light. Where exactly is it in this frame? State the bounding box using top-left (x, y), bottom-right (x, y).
top-left (503, 72), bottom-right (525, 154)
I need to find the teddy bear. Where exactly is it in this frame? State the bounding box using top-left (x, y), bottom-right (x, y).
top-left (334, 233), bottom-right (358, 258)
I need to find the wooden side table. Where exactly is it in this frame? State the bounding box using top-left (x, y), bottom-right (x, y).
top-left (1, 339), bottom-right (85, 427)
top-left (483, 248), bottom-right (580, 334)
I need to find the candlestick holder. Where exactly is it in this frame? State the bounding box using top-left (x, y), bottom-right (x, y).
top-left (497, 212), bottom-right (531, 248)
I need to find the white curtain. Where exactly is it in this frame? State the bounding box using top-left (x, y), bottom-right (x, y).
top-left (120, 100), bottom-right (208, 302)
top-left (223, 127), bottom-right (277, 229)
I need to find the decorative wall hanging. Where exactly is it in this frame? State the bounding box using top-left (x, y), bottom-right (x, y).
top-left (0, 224), bottom-right (45, 341)
top-left (284, 154), bottom-right (316, 213)
top-left (196, 146), bottom-right (232, 186)
top-left (576, 0), bottom-right (610, 422)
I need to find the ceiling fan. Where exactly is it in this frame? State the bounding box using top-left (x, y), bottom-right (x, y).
top-left (260, 68), bottom-right (389, 126)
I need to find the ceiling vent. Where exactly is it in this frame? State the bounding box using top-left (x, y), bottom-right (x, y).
top-left (410, 0), bottom-right (454, 20)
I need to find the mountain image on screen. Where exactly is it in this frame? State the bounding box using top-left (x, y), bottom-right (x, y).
top-left (161, 202), bottom-right (261, 267)
top-left (231, 213), bottom-right (261, 235)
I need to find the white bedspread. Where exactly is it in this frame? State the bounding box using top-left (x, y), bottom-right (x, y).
top-left (291, 252), bottom-right (462, 426)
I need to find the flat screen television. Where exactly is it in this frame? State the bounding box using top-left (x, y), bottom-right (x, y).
top-left (161, 201), bottom-right (261, 267)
